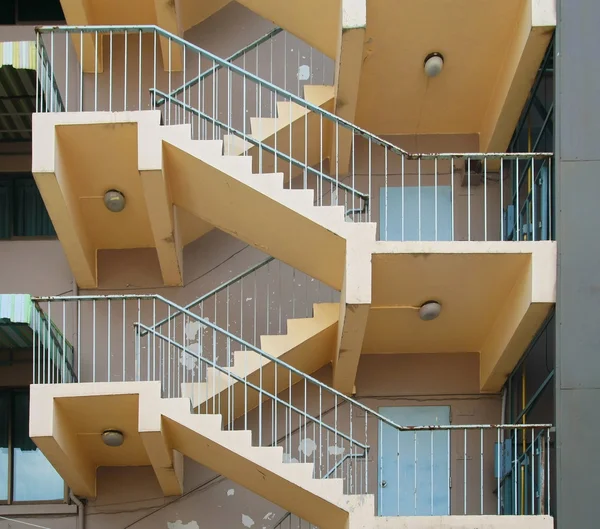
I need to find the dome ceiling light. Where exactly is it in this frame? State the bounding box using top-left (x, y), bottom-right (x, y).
top-left (419, 300), bottom-right (442, 321)
top-left (103, 189), bottom-right (126, 213)
top-left (424, 52), bottom-right (444, 78)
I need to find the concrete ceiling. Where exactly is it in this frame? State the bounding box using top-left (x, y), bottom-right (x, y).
top-left (354, 0), bottom-right (554, 149)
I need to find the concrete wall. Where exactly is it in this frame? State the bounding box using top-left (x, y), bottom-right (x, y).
top-left (555, 0), bottom-right (600, 526)
top-left (0, 352), bottom-right (501, 528)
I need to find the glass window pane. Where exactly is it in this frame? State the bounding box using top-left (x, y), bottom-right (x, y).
top-left (0, 392), bottom-right (8, 501)
top-left (12, 392), bottom-right (63, 501)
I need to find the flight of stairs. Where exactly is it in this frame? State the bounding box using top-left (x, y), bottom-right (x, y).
top-left (222, 85), bottom-right (335, 182)
top-left (181, 302), bottom-right (339, 419)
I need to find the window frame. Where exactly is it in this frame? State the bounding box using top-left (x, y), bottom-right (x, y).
top-left (0, 387), bottom-right (67, 505)
top-left (0, 173), bottom-right (56, 241)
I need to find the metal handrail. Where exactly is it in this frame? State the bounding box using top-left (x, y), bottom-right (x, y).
top-left (151, 88), bottom-right (370, 203)
top-left (140, 256), bottom-right (275, 338)
top-left (32, 293), bottom-right (552, 434)
top-left (135, 322), bottom-right (368, 450)
top-left (154, 27), bottom-right (284, 107)
top-left (35, 25), bottom-right (553, 162)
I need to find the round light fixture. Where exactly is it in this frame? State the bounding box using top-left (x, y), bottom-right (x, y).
top-left (424, 52), bottom-right (444, 78)
top-left (419, 300), bottom-right (442, 321)
top-left (101, 429), bottom-right (125, 447)
top-left (103, 190), bottom-right (126, 213)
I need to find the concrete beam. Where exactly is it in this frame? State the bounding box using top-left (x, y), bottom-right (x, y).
top-left (330, 0), bottom-right (366, 175)
top-left (332, 234), bottom-right (372, 395)
top-left (29, 388), bottom-right (97, 497)
top-left (59, 0), bottom-right (103, 73)
top-left (153, 0), bottom-right (184, 71)
top-left (32, 115), bottom-right (97, 288)
top-left (140, 169), bottom-right (184, 286)
top-left (480, 242), bottom-right (556, 391)
top-left (480, 0), bottom-right (555, 152)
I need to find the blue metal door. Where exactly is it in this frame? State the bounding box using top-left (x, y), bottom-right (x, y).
top-left (380, 186), bottom-right (453, 241)
top-left (378, 406), bottom-right (450, 516)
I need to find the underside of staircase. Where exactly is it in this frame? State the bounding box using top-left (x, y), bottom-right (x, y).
top-left (30, 381), bottom-right (373, 529)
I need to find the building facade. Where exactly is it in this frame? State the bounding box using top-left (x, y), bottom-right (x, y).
top-left (2, 0), bottom-right (591, 527)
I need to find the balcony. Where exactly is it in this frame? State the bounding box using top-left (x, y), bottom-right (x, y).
top-left (29, 25), bottom-right (556, 397)
top-left (29, 294), bottom-right (553, 528)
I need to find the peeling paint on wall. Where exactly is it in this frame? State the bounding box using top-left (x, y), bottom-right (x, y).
top-left (167, 520), bottom-right (200, 529)
top-left (263, 512), bottom-right (276, 520)
top-left (297, 64), bottom-right (310, 81)
top-left (328, 445), bottom-right (345, 456)
top-left (242, 514), bottom-right (255, 527)
top-left (298, 437), bottom-right (317, 457)
top-left (282, 453), bottom-right (299, 463)
top-left (227, 488), bottom-right (235, 496)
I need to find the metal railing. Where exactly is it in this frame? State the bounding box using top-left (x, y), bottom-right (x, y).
top-left (35, 25), bottom-right (554, 240)
top-left (32, 294), bottom-right (552, 514)
top-left (141, 255), bottom-right (339, 350)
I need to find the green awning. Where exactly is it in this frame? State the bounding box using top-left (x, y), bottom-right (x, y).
top-left (0, 41), bottom-right (38, 142)
top-left (0, 293), bottom-right (34, 349)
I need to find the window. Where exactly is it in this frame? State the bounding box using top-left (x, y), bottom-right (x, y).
top-left (0, 0), bottom-right (65, 25)
top-left (0, 174), bottom-right (55, 239)
top-left (0, 389), bottom-right (64, 503)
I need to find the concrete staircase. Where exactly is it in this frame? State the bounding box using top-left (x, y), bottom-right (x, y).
top-left (182, 302), bottom-right (339, 419)
top-left (223, 85), bottom-right (335, 182)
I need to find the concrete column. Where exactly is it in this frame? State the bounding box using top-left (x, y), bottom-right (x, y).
top-left (555, 0), bottom-right (600, 527)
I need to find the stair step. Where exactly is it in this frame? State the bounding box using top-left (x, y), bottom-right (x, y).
top-left (223, 134), bottom-right (253, 156)
top-left (303, 85), bottom-right (335, 107)
top-left (308, 206), bottom-right (346, 225)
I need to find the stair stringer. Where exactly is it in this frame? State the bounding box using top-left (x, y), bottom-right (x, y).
top-left (152, 119), bottom-right (375, 395)
top-left (180, 302), bottom-right (340, 418)
top-left (153, 396), bottom-right (376, 529)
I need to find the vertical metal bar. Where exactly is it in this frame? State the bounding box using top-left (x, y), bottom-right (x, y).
top-left (548, 160), bottom-right (553, 240)
top-left (532, 159), bottom-right (536, 241)
top-left (431, 430), bottom-right (434, 515)
top-left (35, 32), bottom-right (40, 112)
top-left (109, 31), bottom-right (113, 111)
top-left (451, 157), bottom-right (455, 240)
top-left (94, 31), bottom-right (98, 111)
top-left (414, 431), bottom-right (418, 514)
top-left (122, 298), bottom-right (126, 381)
top-left (514, 428), bottom-right (518, 514)
top-left (464, 429), bottom-right (467, 514)
top-left (516, 159), bottom-right (520, 239)
top-left (500, 160), bottom-right (504, 240)
top-left (434, 158), bottom-right (438, 241)
top-left (61, 301), bottom-right (66, 382)
top-left (480, 428), bottom-right (484, 514)
top-left (368, 139), bottom-right (372, 222)
top-left (467, 158), bottom-right (471, 241)
top-left (77, 300), bottom-right (81, 381)
top-left (384, 148), bottom-right (388, 240)
top-left (50, 32), bottom-right (54, 112)
top-left (79, 31), bottom-right (83, 112)
top-left (107, 300), bottom-right (111, 382)
top-left (402, 155), bottom-right (405, 241)
top-left (138, 30), bottom-right (142, 111)
top-left (484, 158), bottom-right (488, 241)
top-left (531, 429), bottom-right (535, 514)
top-left (153, 31), bottom-right (157, 110)
top-left (123, 29), bottom-right (128, 111)
top-left (418, 157), bottom-right (422, 241)
top-left (447, 429), bottom-right (451, 515)
top-left (92, 300), bottom-right (96, 382)
top-left (497, 428), bottom-right (501, 514)
top-left (168, 38), bottom-right (172, 124)
top-left (546, 429), bottom-right (550, 514)
top-left (65, 30), bottom-right (69, 110)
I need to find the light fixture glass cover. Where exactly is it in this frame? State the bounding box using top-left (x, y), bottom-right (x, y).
top-left (101, 429), bottom-right (125, 447)
top-left (419, 300), bottom-right (442, 321)
top-left (104, 189), bottom-right (126, 213)
top-left (424, 52), bottom-right (444, 78)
